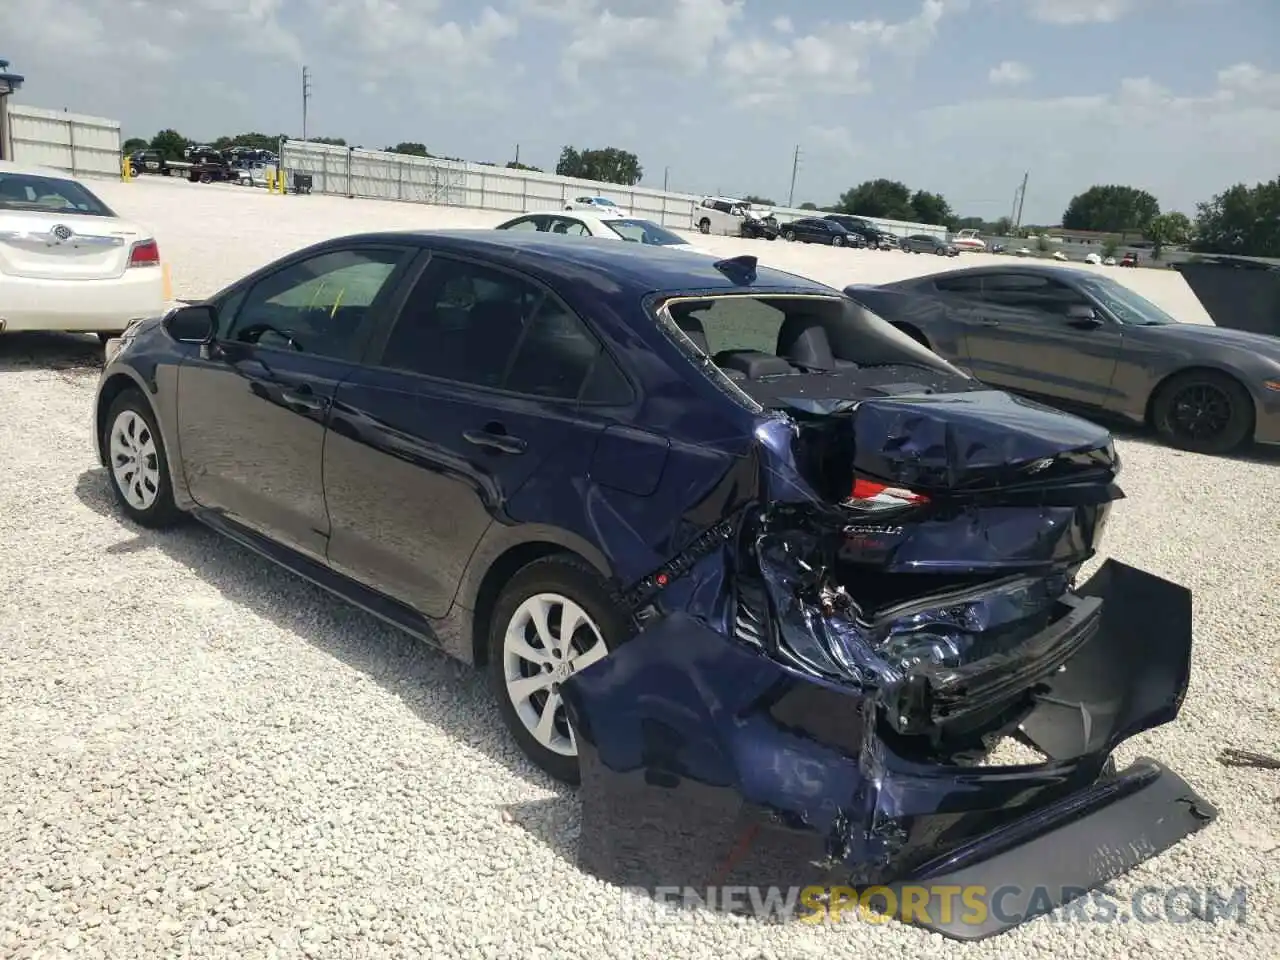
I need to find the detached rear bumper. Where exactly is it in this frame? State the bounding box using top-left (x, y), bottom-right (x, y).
top-left (561, 560), bottom-right (1215, 940)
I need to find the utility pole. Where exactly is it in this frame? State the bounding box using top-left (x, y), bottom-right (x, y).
top-left (301, 66), bottom-right (311, 142)
top-left (788, 144), bottom-right (802, 208)
top-left (663, 166), bottom-right (669, 191)
top-left (1014, 171), bottom-right (1029, 232)
top-left (514, 143), bottom-right (520, 165)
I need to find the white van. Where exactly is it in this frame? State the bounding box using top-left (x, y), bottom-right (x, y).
top-left (692, 196), bottom-right (777, 236)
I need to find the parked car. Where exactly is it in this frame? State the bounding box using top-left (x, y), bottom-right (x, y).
top-left (1104, 256), bottom-right (1118, 266)
top-left (0, 160), bottom-right (165, 338)
top-left (844, 263), bottom-right (1280, 454)
top-left (94, 234), bottom-right (1210, 940)
top-left (900, 233), bottom-right (959, 256)
top-left (692, 196), bottom-right (778, 238)
top-left (231, 162), bottom-right (273, 187)
top-left (188, 159), bottom-right (234, 184)
top-left (494, 211), bottom-right (711, 254)
top-left (128, 150), bottom-right (192, 178)
top-left (780, 217), bottom-right (858, 246)
top-left (1120, 252), bottom-right (1140, 267)
top-left (822, 213), bottom-right (896, 249)
top-left (1084, 253), bottom-right (1102, 265)
top-left (564, 196), bottom-right (627, 217)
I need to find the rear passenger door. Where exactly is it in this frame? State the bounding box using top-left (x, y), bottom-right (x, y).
top-left (322, 254), bottom-right (634, 618)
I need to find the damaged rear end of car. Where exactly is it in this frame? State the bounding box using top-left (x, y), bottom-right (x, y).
top-left (559, 281), bottom-right (1215, 940)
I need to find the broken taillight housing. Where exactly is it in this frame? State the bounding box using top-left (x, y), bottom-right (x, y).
top-left (128, 239), bottom-right (160, 267)
top-left (842, 477), bottom-right (929, 513)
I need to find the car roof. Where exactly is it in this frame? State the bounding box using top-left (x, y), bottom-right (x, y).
top-left (890, 262), bottom-right (1095, 288)
top-left (502, 211), bottom-right (658, 231)
top-left (324, 229), bottom-right (836, 297)
top-left (0, 159), bottom-right (78, 180)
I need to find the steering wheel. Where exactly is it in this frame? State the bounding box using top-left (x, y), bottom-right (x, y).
top-left (236, 322), bottom-right (303, 352)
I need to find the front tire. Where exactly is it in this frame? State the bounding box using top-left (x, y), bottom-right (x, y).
top-left (487, 555), bottom-right (630, 784)
top-left (698, 218), bottom-right (711, 234)
top-left (784, 230), bottom-right (796, 241)
top-left (102, 390), bottom-right (184, 528)
top-left (1151, 370), bottom-right (1254, 455)
top-left (832, 235), bottom-right (844, 247)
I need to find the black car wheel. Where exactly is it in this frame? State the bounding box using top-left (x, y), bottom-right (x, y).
top-left (832, 235), bottom-right (844, 247)
top-left (487, 555), bottom-right (630, 784)
top-left (698, 218), bottom-right (711, 234)
top-left (1151, 370), bottom-right (1254, 455)
top-left (784, 230), bottom-right (796, 242)
top-left (102, 389), bottom-right (184, 528)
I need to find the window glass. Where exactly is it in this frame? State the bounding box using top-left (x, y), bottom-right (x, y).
top-left (225, 247), bottom-right (407, 359)
top-left (501, 217), bottom-right (541, 231)
top-left (934, 275), bottom-right (984, 296)
top-left (377, 257), bottom-right (617, 401)
top-left (982, 274), bottom-right (1089, 315)
top-left (668, 296), bottom-right (786, 357)
top-left (605, 219), bottom-right (687, 246)
top-left (0, 173), bottom-right (115, 217)
top-left (547, 217), bottom-right (591, 236)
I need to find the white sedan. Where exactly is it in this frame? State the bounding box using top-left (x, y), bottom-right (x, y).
top-left (495, 211), bottom-right (713, 254)
top-left (0, 161), bottom-right (165, 338)
top-left (563, 196), bottom-right (628, 217)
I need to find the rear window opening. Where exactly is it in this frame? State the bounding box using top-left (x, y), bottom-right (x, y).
top-left (652, 293), bottom-right (964, 405)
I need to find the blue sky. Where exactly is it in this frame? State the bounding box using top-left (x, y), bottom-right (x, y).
top-left (4, 0), bottom-right (1277, 223)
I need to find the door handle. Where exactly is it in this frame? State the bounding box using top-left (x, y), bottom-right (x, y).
top-left (463, 426), bottom-right (526, 455)
top-left (280, 383), bottom-right (328, 413)
top-left (977, 318), bottom-right (1001, 327)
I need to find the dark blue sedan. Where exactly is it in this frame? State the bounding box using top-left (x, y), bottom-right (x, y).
top-left (94, 232), bottom-right (1213, 939)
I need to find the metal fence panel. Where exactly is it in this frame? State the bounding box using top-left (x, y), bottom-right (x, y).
top-left (7, 104), bottom-right (121, 177)
top-left (277, 140), bottom-right (940, 236)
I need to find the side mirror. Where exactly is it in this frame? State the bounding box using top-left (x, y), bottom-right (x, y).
top-left (1066, 304), bottom-right (1102, 328)
top-left (163, 304), bottom-right (216, 343)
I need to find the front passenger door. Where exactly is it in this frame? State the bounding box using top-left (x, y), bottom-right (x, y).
top-left (961, 273), bottom-right (1122, 407)
top-left (177, 244), bottom-right (416, 561)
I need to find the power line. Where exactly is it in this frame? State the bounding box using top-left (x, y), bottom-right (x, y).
top-left (301, 66), bottom-right (311, 143)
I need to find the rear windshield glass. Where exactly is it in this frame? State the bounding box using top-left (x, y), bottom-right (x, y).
top-left (606, 219), bottom-right (687, 246)
top-left (0, 173), bottom-right (115, 217)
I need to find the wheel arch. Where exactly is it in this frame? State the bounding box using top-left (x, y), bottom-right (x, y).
top-left (1144, 364), bottom-right (1257, 430)
top-left (462, 530), bottom-right (612, 668)
top-left (95, 370), bottom-right (153, 466)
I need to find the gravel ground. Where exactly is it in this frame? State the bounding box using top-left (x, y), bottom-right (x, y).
top-left (1, 179), bottom-right (1277, 960)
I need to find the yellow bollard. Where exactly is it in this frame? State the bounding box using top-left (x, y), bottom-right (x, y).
top-left (121, 157), bottom-right (132, 182)
top-left (162, 263), bottom-right (172, 301)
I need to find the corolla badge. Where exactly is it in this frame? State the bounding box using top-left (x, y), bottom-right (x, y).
top-left (49, 224), bottom-right (74, 243)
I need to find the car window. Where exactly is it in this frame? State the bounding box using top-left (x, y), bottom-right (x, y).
top-left (934, 275), bottom-right (985, 297)
top-left (547, 217), bottom-right (590, 236)
top-left (224, 247), bottom-right (408, 360)
top-left (376, 257), bottom-right (624, 401)
top-left (500, 217), bottom-right (541, 231)
top-left (670, 296), bottom-right (787, 356)
top-left (0, 173), bottom-right (115, 217)
top-left (605, 219), bottom-right (687, 246)
top-left (982, 274), bottom-right (1090, 316)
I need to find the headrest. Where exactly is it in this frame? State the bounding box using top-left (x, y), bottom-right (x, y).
top-left (776, 315), bottom-right (836, 371)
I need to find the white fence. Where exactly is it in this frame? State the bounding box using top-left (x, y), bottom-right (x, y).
top-left (278, 140), bottom-right (944, 239)
top-left (7, 104), bottom-right (121, 177)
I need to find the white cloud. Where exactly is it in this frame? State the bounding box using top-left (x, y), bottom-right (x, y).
top-left (906, 63), bottom-right (1280, 217)
top-left (1024, 0), bottom-right (1139, 23)
top-left (522, 0), bottom-right (743, 83)
top-left (719, 0), bottom-right (968, 107)
top-left (771, 15), bottom-right (793, 33)
top-left (989, 60), bottom-right (1032, 85)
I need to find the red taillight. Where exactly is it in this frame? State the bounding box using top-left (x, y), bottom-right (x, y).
top-left (128, 239), bottom-right (160, 267)
top-left (844, 477), bottom-right (929, 511)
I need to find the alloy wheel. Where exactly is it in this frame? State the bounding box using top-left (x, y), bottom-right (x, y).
top-left (109, 410), bottom-right (161, 510)
top-left (1169, 384), bottom-right (1232, 441)
top-left (502, 592), bottom-right (608, 757)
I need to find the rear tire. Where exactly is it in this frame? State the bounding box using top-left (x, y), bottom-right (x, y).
top-left (832, 235), bottom-right (844, 247)
top-left (784, 230), bottom-right (796, 242)
top-left (698, 218), bottom-right (711, 234)
top-left (1151, 370), bottom-right (1253, 455)
top-left (487, 555), bottom-right (631, 784)
top-left (102, 390), bottom-right (184, 528)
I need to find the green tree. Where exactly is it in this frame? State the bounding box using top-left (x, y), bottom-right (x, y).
top-left (506, 161), bottom-right (543, 172)
top-left (211, 132), bottom-right (286, 152)
top-left (555, 146), bottom-right (644, 186)
top-left (838, 179), bottom-right (915, 221)
top-left (1061, 184), bottom-right (1160, 233)
top-left (148, 129), bottom-right (189, 161)
top-left (992, 216), bottom-right (1013, 237)
top-left (385, 142), bottom-right (428, 156)
top-left (909, 189), bottom-right (954, 227)
top-left (122, 137), bottom-right (149, 154)
top-left (1144, 211), bottom-right (1192, 259)
top-left (742, 194), bottom-right (775, 206)
top-left (1192, 177), bottom-right (1280, 258)
top-left (799, 201), bottom-right (818, 210)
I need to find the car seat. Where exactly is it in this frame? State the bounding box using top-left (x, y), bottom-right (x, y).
top-left (776, 315), bottom-right (838, 371)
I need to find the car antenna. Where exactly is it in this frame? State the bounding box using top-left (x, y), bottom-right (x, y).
top-left (713, 255), bottom-right (757, 284)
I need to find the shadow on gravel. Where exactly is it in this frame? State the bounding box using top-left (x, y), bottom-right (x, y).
top-left (1105, 421), bottom-right (1280, 466)
top-left (0, 331), bottom-right (104, 376)
top-left (73, 466), bottom-right (573, 798)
